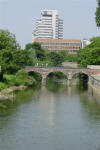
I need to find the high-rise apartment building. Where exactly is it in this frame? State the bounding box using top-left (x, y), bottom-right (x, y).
top-left (32, 9), bottom-right (63, 41)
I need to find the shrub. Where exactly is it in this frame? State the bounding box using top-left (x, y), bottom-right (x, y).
top-left (0, 82), bottom-right (8, 90)
top-left (3, 74), bottom-right (16, 86)
top-left (15, 69), bottom-right (37, 87)
top-left (28, 71), bottom-right (42, 82)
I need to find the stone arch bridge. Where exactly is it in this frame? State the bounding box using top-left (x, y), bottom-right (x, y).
top-left (25, 66), bottom-right (100, 85)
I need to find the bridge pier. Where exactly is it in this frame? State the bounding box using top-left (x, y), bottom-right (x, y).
top-left (67, 73), bottom-right (73, 86)
top-left (42, 77), bottom-right (46, 86)
top-left (42, 74), bottom-right (47, 86)
top-left (67, 72), bottom-right (73, 80)
top-left (67, 80), bottom-right (72, 86)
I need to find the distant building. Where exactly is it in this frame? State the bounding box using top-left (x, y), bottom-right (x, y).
top-left (82, 39), bottom-right (91, 48)
top-left (33, 38), bottom-right (82, 54)
top-left (32, 9), bottom-right (63, 40)
top-left (32, 9), bottom-right (90, 54)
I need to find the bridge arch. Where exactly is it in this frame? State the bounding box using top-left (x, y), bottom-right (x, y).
top-left (72, 71), bottom-right (89, 78)
top-left (44, 71), bottom-right (67, 85)
top-left (28, 71), bottom-right (42, 82)
top-left (46, 71), bottom-right (67, 78)
top-left (46, 70), bottom-right (67, 78)
top-left (72, 71), bottom-right (89, 87)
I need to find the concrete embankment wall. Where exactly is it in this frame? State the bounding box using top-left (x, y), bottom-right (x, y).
top-left (89, 76), bottom-right (100, 93)
top-left (88, 75), bottom-right (100, 105)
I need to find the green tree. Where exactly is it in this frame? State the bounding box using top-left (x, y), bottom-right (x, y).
top-left (48, 52), bottom-right (63, 66)
top-left (0, 30), bottom-right (37, 74)
top-left (58, 51), bottom-right (68, 62)
top-left (77, 37), bottom-right (100, 67)
top-left (15, 69), bottom-right (37, 87)
top-left (66, 54), bottom-right (77, 62)
top-left (0, 29), bottom-right (20, 50)
top-left (95, 0), bottom-right (100, 27)
top-left (0, 49), bottom-right (36, 73)
top-left (28, 71), bottom-right (42, 82)
top-left (25, 42), bottom-right (46, 61)
top-left (25, 43), bottom-right (36, 58)
top-left (25, 43), bottom-right (33, 50)
top-left (32, 42), bottom-right (46, 60)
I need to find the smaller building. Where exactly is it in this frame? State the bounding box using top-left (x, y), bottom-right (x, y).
top-left (33, 38), bottom-right (82, 54)
top-left (82, 39), bottom-right (91, 48)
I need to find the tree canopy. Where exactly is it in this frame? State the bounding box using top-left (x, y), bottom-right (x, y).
top-left (0, 29), bottom-right (20, 50)
top-left (0, 49), bottom-right (36, 73)
top-left (95, 0), bottom-right (100, 27)
top-left (25, 42), bottom-right (46, 61)
top-left (0, 30), bottom-right (36, 73)
top-left (77, 37), bottom-right (100, 67)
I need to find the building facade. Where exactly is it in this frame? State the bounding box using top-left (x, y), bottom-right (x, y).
top-left (32, 9), bottom-right (63, 40)
top-left (82, 39), bottom-right (91, 48)
top-left (33, 38), bottom-right (82, 54)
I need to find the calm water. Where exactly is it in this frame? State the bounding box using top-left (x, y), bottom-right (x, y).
top-left (0, 83), bottom-right (100, 150)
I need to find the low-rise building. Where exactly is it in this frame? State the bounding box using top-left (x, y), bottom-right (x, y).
top-left (33, 38), bottom-right (82, 54)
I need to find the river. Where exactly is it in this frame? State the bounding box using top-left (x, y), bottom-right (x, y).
top-left (0, 82), bottom-right (100, 150)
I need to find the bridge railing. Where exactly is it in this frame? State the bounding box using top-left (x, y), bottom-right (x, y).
top-left (24, 66), bottom-right (88, 70)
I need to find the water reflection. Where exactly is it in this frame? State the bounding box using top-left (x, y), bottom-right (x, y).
top-left (46, 80), bottom-right (67, 93)
top-left (0, 81), bottom-right (100, 150)
top-left (0, 86), bottom-right (41, 117)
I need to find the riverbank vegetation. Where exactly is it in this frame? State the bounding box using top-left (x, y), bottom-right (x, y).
top-left (0, 29), bottom-right (42, 90)
top-left (77, 37), bottom-right (100, 67)
top-left (0, 29), bottom-right (78, 91)
top-left (0, 70), bottom-right (37, 91)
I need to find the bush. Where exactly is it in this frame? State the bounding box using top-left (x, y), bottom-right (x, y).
top-left (15, 69), bottom-right (37, 87)
top-left (0, 82), bottom-right (8, 90)
top-left (28, 71), bottom-right (42, 82)
top-left (0, 70), bottom-right (38, 90)
top-left (3, 74), bottom-right (16, 86)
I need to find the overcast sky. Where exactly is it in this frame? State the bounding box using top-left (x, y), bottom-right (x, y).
top-left (0, 0), bottom-right (99, 48)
